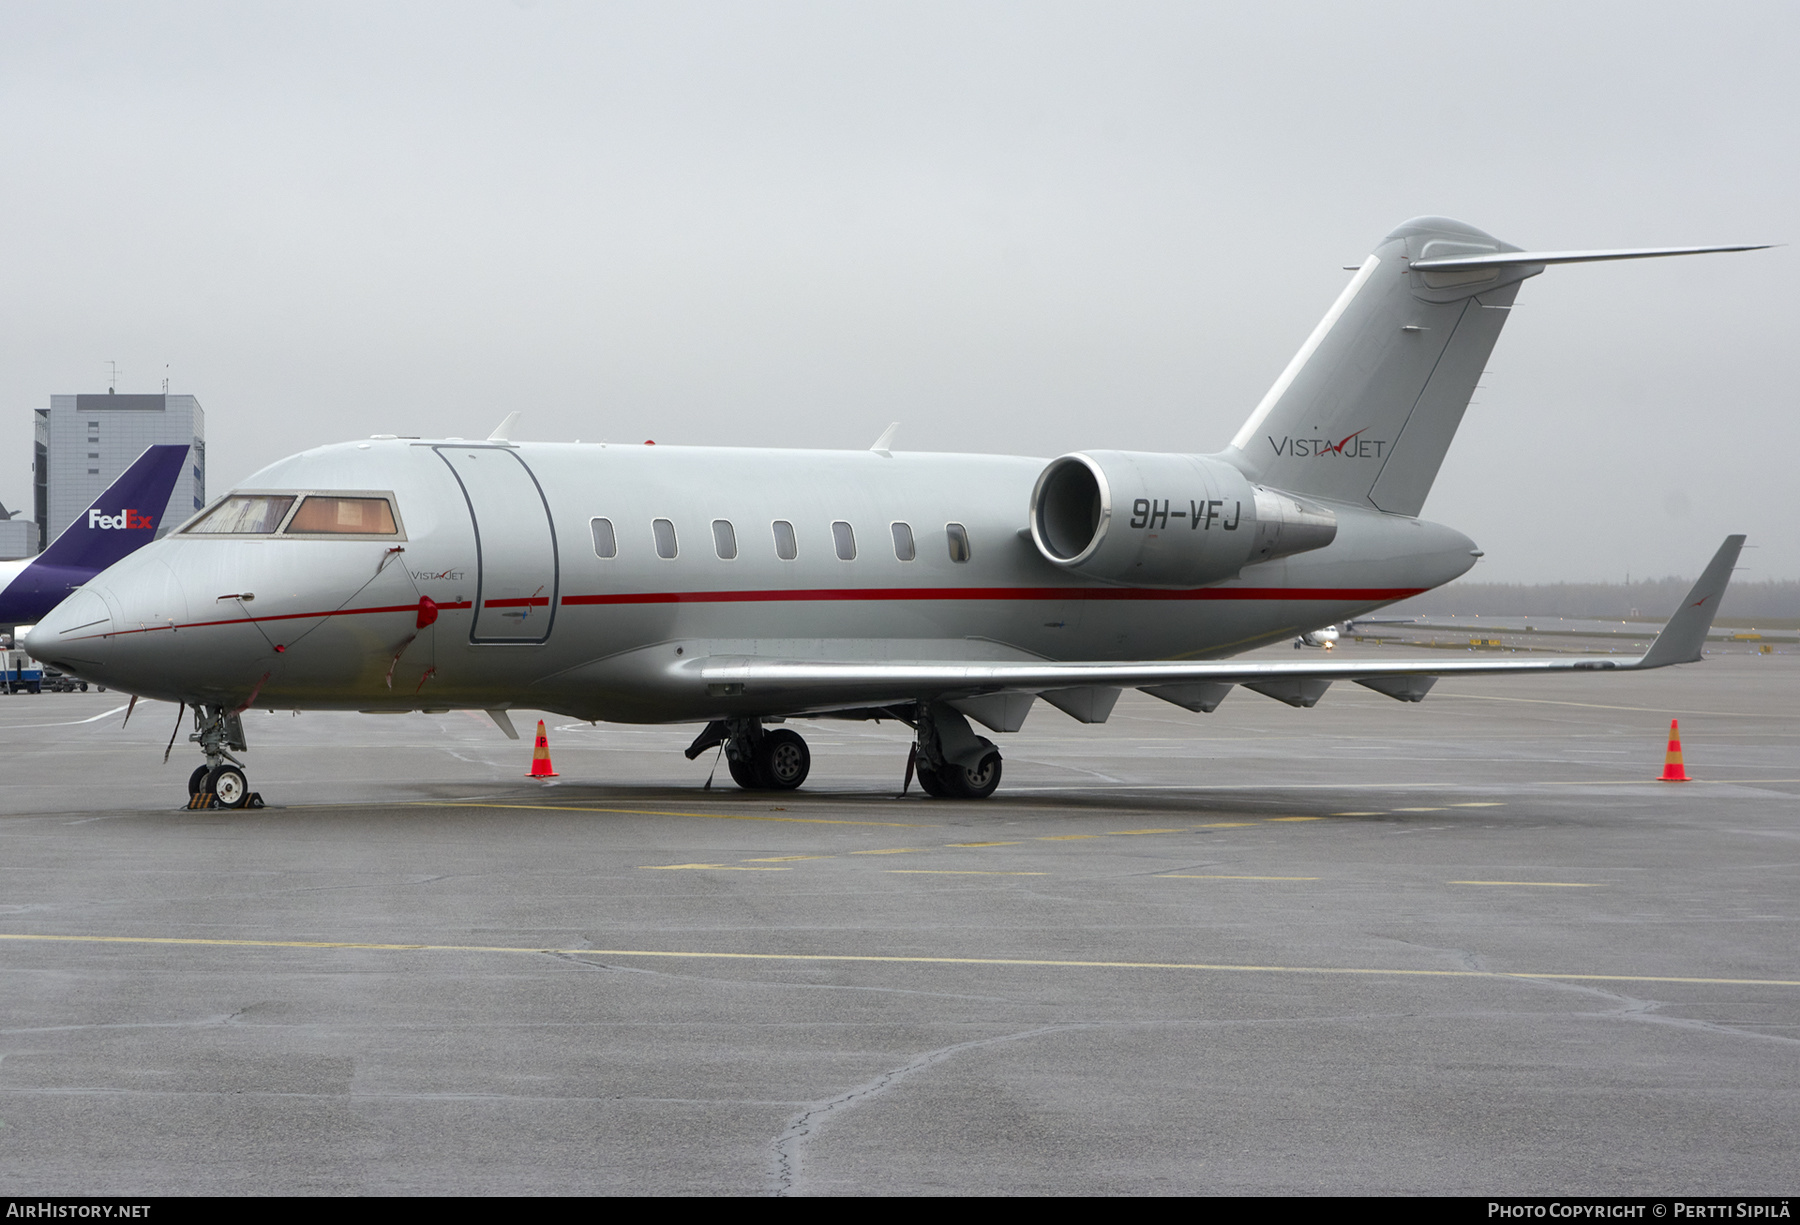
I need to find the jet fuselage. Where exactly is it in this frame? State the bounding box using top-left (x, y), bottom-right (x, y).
top-left (34, 438), bottom-right (1478, 721)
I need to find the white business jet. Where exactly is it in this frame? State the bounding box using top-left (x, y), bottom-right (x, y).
top-left (27, 217), bottom-right (1763, 806)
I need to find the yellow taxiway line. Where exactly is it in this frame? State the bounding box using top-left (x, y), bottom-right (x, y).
top-left (429, 800), bottom-right (925, 828)
top-left (2, 932), bottom-right (1795, 988)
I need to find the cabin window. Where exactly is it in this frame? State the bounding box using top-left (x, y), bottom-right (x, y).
top-left (712, 519), bottom-right (737, 560)
top-left (285, 496), bottom-right (399, 535)
top-left (653, 518), bottom-right (678, 559)
top-left (891, 522), bottom-right (915, 561)
top-left (186, 495), bottom-right (297, 535)
top-left (832, 521), bottom-right (856, 561)
top-left (946, 522), bottom-right (972, 563)
top-left (590, 517), bottom-right (616, 559)
top-left (772, 520), bottom-right (797, 560)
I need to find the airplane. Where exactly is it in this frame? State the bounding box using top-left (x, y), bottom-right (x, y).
top-left (0, 444), bottom-right (193, 630)
top-left (25, 217), bottom-right (1766, 808)
top-left (1294, 625), bottom-right (1340, 650)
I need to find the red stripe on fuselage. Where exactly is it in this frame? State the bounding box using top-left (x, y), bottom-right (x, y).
top-left (58, 586), bottom-right (1420, 643)
top-left (559, 586), bottom-right (1425, 605)
top-left (64, 600), bottom-right (476, 642)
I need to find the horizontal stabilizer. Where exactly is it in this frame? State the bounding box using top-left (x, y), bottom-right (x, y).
top-left (1411, 244), bottom-right (1769, 271)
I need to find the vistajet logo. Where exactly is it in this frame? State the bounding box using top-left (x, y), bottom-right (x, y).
top-left (1268, 428), bottom-right (1387, 459)
top-left (88, 509), bottom-right (155, 530)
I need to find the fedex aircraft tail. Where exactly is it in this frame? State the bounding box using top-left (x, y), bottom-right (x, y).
top-left (1223, 217), bottom-right (1765, 516)
top-left (0, 444), bottom-right (192, 626)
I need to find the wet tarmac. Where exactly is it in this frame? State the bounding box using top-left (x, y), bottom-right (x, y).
top-left (2, 643), bottom-right (1795, 1194)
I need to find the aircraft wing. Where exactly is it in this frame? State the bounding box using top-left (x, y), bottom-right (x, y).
top-left (684, 536), bottom-right (1745, 714)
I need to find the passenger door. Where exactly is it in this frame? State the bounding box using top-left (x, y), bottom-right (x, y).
top-left (434, 446), bottom-right (559, 644)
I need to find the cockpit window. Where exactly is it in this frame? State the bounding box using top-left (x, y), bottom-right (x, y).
top-left (285, 496), bottom-right (398, 535)
top-left (186, 495), bottom-right (297, 535)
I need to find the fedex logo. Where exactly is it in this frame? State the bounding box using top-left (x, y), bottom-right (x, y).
top-left (89, 508), bottom-right (156, 530)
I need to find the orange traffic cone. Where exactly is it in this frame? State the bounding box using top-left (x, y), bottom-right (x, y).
top-left (1658, 719), bottom-right (1689, 782)
top-left (527, 719), bottom-right (559, 778)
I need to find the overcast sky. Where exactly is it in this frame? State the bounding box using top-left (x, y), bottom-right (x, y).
top-left (3, 1), bottom-right (1794, 582)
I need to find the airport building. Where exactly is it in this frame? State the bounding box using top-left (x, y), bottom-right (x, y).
top-left (34, 392), bottom-right (206, 551)
top-left (0, 508), bottom-right (32, 560)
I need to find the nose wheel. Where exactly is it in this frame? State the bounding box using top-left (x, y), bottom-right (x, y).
top-left (207, 765), bottom-right (250, 808)
top-left (183, 705), bottom-right (262, 808)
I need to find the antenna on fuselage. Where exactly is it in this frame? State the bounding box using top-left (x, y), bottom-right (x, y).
top-left (487, 411), bottom-right (522, 443)
top-left (870, 422), bottom-right (900, 457)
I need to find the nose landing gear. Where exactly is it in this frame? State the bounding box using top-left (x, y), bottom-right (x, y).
top-left (183, 705), bottom-right (263, 809)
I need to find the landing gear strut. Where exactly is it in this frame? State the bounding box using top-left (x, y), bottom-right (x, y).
top-left (911, 702), bottom-right (1003, 800)
top-left (686, 718), bottom-right (812, 791)
top-left (185, 705), bottom-right (258, 809)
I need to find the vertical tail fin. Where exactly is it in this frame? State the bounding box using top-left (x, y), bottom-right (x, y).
top-left (1224, 219), bottom-right (1769, 517)
top-left (38, 444), bottom-right (193, 570)
top-left (1223, 216), bottom-right (1531, 516)
top-left (1, 444), bottom-right (192, 624)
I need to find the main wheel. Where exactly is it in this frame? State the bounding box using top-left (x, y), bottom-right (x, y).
top-left (756, 729), bottom-right (810, 790)
top-left (727, 755), bottom-right (762, 790)
top-left (913, 760), bottom-right (949, 797)
top-left (188, 765), bottom-right (211, 796)
top-left (943, 749), bottom-right (1003, 800)
top-left (207, 764), bottom-right (250, 809)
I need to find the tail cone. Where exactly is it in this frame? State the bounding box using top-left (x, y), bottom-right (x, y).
top-left (1659, 719), bottom-right (1689, 782)
top-left (528, 719), bottom-right (559, 778)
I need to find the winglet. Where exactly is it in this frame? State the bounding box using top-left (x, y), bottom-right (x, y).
top-left (870, 422), bottom-right (900, 457)
top-left (1637, 535), bottom-right (1747, 668)
top-left (487, 411), bottom-right (522, 443)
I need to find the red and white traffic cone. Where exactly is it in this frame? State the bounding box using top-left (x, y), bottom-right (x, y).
top-left (527, 719), bottom-right (559, 778)
top-left (1658, 719), bottom-right (1689, 783)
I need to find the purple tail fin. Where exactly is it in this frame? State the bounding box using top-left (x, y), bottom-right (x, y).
top-left (0, 445), bottom-right (191, 625)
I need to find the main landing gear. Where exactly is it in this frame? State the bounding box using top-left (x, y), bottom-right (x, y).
top-left (683, 702), bottom-right (1006, 800)
top-left (183, 706), bottom-right (262, 809)
top-left (909, 701), bottom-right (1003, 800)
top-left (685, 719), bottom-right (812, 791)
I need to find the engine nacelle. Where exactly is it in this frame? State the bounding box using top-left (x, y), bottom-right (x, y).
top-left (1028, 451), bottom-right (1338, 587)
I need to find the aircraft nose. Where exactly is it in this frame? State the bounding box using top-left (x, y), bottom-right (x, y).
top-left (26, 558), bottom-right (191, 691)
top-left (26, 587), bottom-right (116, 670)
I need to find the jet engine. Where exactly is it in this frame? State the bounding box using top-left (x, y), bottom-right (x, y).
top-left (1027, 451), bottom-right (1338, 587)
